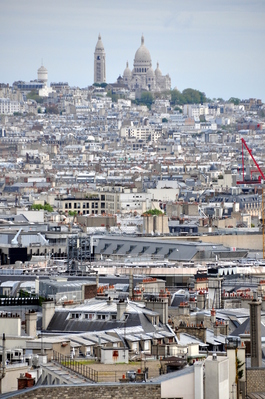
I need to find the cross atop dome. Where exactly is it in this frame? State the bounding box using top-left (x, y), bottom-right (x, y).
top-left (141, 34), bottom-right (144, 45)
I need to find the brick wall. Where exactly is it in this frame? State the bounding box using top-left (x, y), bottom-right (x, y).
top-left (10, 383), bottom-right (161, 399)
top-left (176, 326), bottom-right (207, 343)
top-left (246, 367), bottom-right (265, 394)
top-left (84, 283), bottom-right (97, 299)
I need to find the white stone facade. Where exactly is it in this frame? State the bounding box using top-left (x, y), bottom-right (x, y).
top-left (121, 126), bottom-right (160, 142)
top-left (122, 35), bottom-right (171, 92)
top-left (0, 98), bottom-right (20, 114)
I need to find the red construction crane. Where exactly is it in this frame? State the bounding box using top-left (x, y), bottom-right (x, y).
top-left (236, 138), bottom-right (265, 184)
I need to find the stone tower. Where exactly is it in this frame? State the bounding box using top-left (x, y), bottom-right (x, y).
top-left (250, 292), bottom-right (262, 367)
top-left (94, 33), bottom-right (106, 84)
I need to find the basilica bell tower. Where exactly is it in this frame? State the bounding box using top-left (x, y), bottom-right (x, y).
top-left (94, 33), bottom-right (106, 84)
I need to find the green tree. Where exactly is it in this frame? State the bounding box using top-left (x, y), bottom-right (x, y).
top-left (228, 97), bottom-right (241, 105)
top-left (45, 105), bottom-right (59, 114)
top-left (162, 118), bottom-right (168, 123)
top-left (93, 82), bottom-right (108, 88)
top-left (106, 91), bottom-right (118, 102)
top-left (182, 88), bottom-right (206, 104)
top-left (26, 90), bottom-right (44, 104)
top-left (137, 92), bottom-right (154, 109)
top-left (171, 89), bottom-right (184, 105)
top-left (68, 211), bottom-right (77, 217)
top-left (170, 88), bottom-right (207, 105)
top-left (31, 203), bottom-right (54, 212)
top-left (174, 106), bottom-right (183, 113)
top-left (142, 208), bottom-right (163, 216)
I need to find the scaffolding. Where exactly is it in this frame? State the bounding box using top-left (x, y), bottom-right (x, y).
top-left (67, 234), bottom-right (93, 273)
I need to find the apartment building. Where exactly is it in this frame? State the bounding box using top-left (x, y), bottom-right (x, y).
top-left (0, 98), bottom-right (21, 115)
top-left (55, 193), bottom-right (107, 215)
top-left (120, 126), bottom-right (161, 143)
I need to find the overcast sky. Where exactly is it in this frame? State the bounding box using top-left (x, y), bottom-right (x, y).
top-left (1, 0), bottom-right (265, 101)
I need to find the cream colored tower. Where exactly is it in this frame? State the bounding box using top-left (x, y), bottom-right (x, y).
top-left (94, 33), bottom-right (106, 84)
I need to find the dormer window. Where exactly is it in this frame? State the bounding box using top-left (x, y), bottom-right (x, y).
top-left (85, 313), bottom-right (94, 320)
top-left (71, 313), bottom-right (81, 319)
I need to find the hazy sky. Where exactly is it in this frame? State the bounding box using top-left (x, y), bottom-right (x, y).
top-left (1, 0), bottom-right (265, 101)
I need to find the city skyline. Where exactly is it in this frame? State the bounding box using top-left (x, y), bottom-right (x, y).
top-left (1, 0), bottom-right (265, 101)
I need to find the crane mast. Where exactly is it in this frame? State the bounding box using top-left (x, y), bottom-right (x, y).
top-left (237, 138), bottom-right (265, 184)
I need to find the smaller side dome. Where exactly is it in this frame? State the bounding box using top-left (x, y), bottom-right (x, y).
top-left (155, 62), bottom-right (162, 77)
top-left (123, 61), bottom-right (132, 78)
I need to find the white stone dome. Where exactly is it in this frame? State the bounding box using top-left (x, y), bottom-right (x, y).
top-left (134, 35), bottom-right (152, 65)
top-left (38, 65), bottom-right (48, 74)
top-left (155, 62), bottom-right (162, 77)
top-left (123, 61), bottom-right (132, 78)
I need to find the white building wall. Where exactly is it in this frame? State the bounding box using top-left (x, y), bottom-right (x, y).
top-left (205, 356), bottom-right (229, 399)
top-left (227, 349), bottom-right (236, 397)
top-left (161, 370), bottom-right (195, 399)
top-left (16, 210), bottom-right (44, 223)
top-left (1, 363), bottom-right (29, 394)
top-left (147, 188), bottom-right (179, 202)
top-left (119, 192), bottom-right (153, 211)
top-left (100, 348), bottom-right (128, 364)
top-left (0, 99), bottom-right (20, 115)
top-left (194, 362), bottom-right (204, 399)
top-left (0, 318), bottom-right (21, 336)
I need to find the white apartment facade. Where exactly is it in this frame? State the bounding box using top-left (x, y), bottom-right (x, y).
top-left (120, 126), bottom-right (161, 143)
top-left (0, 98), bottom-right (21, 114)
